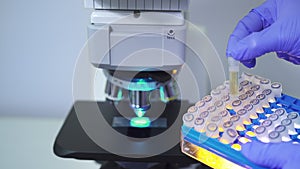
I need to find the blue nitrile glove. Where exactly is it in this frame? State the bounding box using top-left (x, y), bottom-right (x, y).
top-left (242, 141), bottom-right (300, 169)
top-left (226, 0), bottom-right (300, 68)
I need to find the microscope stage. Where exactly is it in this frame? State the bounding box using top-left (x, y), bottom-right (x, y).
top-left (53, 100), bottom-right (197, 163)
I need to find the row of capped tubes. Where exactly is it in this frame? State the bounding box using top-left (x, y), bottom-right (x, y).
top-left (255, 108), bottom-right (300, 143)
top-left (182, 72), bottom-right (285, 146)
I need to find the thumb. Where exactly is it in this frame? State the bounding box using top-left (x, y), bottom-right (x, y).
top-left (241, 141), bottom-right (299, 169)
top-left (230, 23), bottom-right (279, 61)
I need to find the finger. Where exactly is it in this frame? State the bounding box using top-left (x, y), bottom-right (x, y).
top-left (277, 52), bottom-right (290, 60)
top-left (230, 23), bottom-right (279, 61)
top-left (277, 52), bottom-right (300, 65)
top-left (226, 11), bottom-right (264, 57)
top-left (289, 57), bottom-right (300, 65)
top-left (241, 59), bottom-right (256, 68)
top-left (242, 141), bottom-right (300, 169)
top-left (227, 0), bottom-right (276, 57)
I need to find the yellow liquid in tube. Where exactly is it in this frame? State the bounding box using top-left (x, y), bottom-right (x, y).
top-left (230, 71), bottom-right (238, 96)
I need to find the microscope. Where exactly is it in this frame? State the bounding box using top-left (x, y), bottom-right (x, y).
top-left (54, 0), bottom-right (210, 169)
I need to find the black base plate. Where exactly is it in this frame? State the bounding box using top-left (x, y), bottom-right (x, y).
top-left (53, 100), bottom-right (210, 168)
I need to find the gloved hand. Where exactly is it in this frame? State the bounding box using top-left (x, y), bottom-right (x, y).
top-left (242, 141), bottom-right (300, 169)
top-left (226, 0), bottom-right (300, 68)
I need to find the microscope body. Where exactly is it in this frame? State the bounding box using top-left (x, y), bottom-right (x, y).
top-left (85, 0), bottom-right (189, 121)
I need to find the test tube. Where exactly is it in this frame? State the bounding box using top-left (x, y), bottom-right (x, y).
top-left (194, 117), bottom-right (206, 133)
top-left (253, 75), bottom-right (263, 85)
top-left (207, 105), bottom-right (217, 115)
top-left (287, 112), bottom-right (300, 128)
top-left (241, 72), bottom-right (253, 82)
top-left (182, 113), bottom-right (195, 128)
top-left (187, 106), bottom-right (198, 114)
top-left (228, 57), bottom-right (239, 97)
top-left (268, 131), bottom-right (282, 143)
top-left (268, 114), bottom-right (281, 127)
top-left (199, 111), bottom-right (209, 119)
top-left (231, 99), bottom-right (243, 113)
top-left (195, 100), bottom-right (206, 113)
top-left (245, 90), bottom-right (255, 100)
top-left (211, 89), bottom-right (221, 102)
top-left (260, 79), bottom-right (271, 89)
top-left (221, 94), bottom-right (230, 105)
top-left (250, 98), bottom-right (262, 112)
top-left (274, 108), bottom-right (288, 121)
top-left (230, 115), bottom-right (244, 130)
top-left (255, 126), bottom-right (269, 143)
top-left (223, 120), bottom-right (235, 130)
top-left (271, 82), bottom-right (282, 98)
top-left (224, 80), bottom-right (230, 91)
top-left (256, 93), bottom-right (269, 108)
top-left (216, 84), bottom-right (227, 96)
top-left (210, 115), bottom-right (223, 130)
top-left (219, 110), bottom-right (231, 122)
top-left (214, 100), bottom-right (225, 112)
top-left (220, 128), bottom-right (239, 144)
top-left (238, 93), bottom-right (248, 104)
top-left (262, 89), bottom-right (274, 103)
top-left (237, 109), bottom-right (251, 124)
top-left (217, 84), bottom-right (226, 91)
top-left (251, 84), bottom-right (262, 95)
top-left (210, 115), bottom-right (222, 123)
top-left (261, 119), bottom-right (275, 131)
top-left (205, 123), bottom-right (219, 138)
top-left (281, 118), bottom-right (297, 135)
top-left (243, 103), bottom-right (258, 119)
top-left (275, 125), bottom-right (291, 142)
top-left (202, 95), bottom-right (213, 107)
top-left (240, 80), bottom-right (251, 91)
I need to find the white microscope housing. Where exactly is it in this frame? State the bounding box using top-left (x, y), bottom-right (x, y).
top-left (84, 0), bottom-right (189, 116)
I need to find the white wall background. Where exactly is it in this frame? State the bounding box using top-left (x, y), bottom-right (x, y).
top-left (0, 0), bottom-right (91, 117)
top-left (1, 0), bottom-right (300, 117)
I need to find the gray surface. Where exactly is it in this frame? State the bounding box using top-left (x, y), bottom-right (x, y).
top-left (0, 0), bottom-right (91, 117)
top-left (0, 117), bottom-right (99, 169)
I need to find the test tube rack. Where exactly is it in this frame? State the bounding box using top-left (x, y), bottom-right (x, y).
top-left (181, 72), bottom-right (300, 169)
